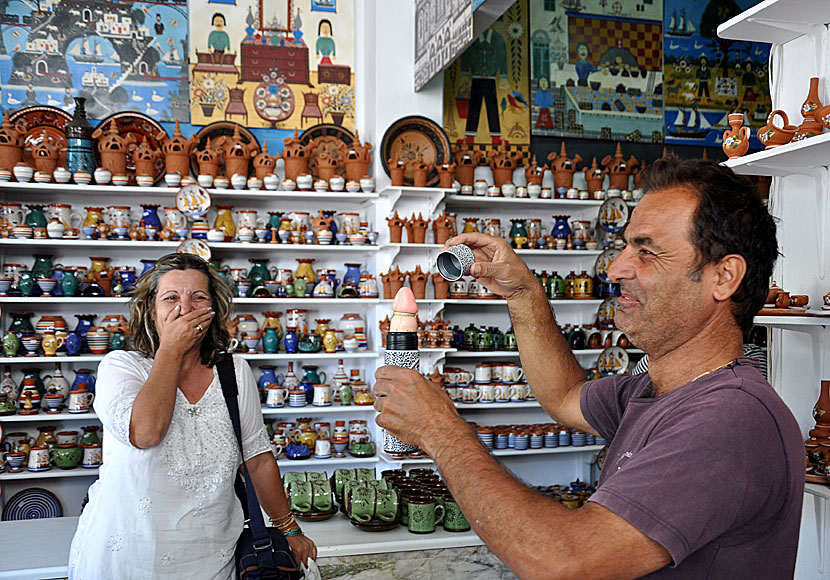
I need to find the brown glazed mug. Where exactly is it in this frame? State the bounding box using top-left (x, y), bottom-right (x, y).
top-left (775, 291), bottom-right (791, 308)
top-left (789, 295), bottom-right (809, 307)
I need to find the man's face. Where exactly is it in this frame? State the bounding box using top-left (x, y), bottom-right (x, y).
top-left (607, 187), bottom-right (717, 357)
top-left (577, 45), bottom-right (588, 59)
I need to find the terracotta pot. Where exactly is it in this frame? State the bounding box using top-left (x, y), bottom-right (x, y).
top-left (283, 158), bottom-right (308, 182)
top-left (158, 120), bottom-right (198, 177)
top-left (390, 165), bottom-right (405, 186)
top-left (454, 165), bottom-right (475, 186)
top-left (389, 278), bottom-right (405, 297)
top-left (722, 113), bottom-right (750, 159)
top-left (492, 167), bottom-right (514, 187)
top-left (412, 224), bottom-right (428, 244)
top-left (413, 167), bottom-right (429, 188)
top-left (0, 111), bottom-right (25, 171)
top-left (757, 110), bottom-right (797, 149)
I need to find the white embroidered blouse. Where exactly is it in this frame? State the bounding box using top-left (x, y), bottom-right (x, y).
top-left (68, 351), bottom-right (271, 580)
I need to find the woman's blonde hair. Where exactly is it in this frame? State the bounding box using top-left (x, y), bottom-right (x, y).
top-left (128, 253), bottom-right (233, 366)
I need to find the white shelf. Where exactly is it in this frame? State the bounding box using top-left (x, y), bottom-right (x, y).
top-left (0, 467), bottom-right (99, 481)
top-left (454, 401), bottom-right (541, 409)
top-left (445, 195), bottom-right (604, 207)
top-left (276, 455), bottom-right (379, 468)
top-left (387, 243), bottom-right (444, 250)
top-left (380, 186), bottom-right (454, 196)
top-left (0, 239), bottom-right (379, 252)
top-left (239, 351), bottom-right (379, 360)
top-left (806, 482), bottom-right (830, 501)
top-left (261, 405), bottom-right (376, 416)
top-left (0, 238), bottom-right (179, 249)
top-left (753, 315), bottom-right (830, 327)
top-left (0, 355), bottom-right (105, 363)
top-left (717, 0), bottom-right (830, 45)
top-left (377, 298), bottom-right (603, 306)
top-left (382, 444), bottom-right (603, 465)
top-left (234, 298), bottom-right (380, 305)
top-left (386, 244), bottom-right (601, 257)
top-left (0, 297), bottom-right (130, 304)
top-left (723, 132), bottom-right (830, 176)
top-left (0, 411), bottom-right (98, 422)
top-left (446, 349), bottom-right (642, 358)
top-left (209, 241), bottom-right (380, 252)
top-left (0, 181), bottom-right (380, 202)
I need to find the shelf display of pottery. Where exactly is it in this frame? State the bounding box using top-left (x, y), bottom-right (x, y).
top-left (269, 416), bottom-right (376, 461)
top-left (469, 420), bottom-right (606, 451)
top-left (230, 311), bottom-right (370, 355)
top-left (760, 282), bottom-right (811, 315)
top-left (806, 380), bottom-right (830, 485)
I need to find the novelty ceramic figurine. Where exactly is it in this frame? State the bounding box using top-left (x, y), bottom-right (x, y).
top-left (282, 129), bottom-right (317, 181)
top-left (219, 124), bottom-right (258, 179)
top-left (452, 143), bottom-right (484, 186)
top-left (548, 142), bottom-right (582, 192)
top-left (602, 143), bottom-right (639, 191)
top-left (488, 140), bottom-right (522, 187)
top-left (252, 143), bottom-right (276, 180)
top-left (91, 123), bottom-right (136, 178)
top-left (158, 120), bottom-right (198, 178)
top-left (524, 156), bottom-right (548, 186)
top-left (0, 110), bottom-right (25, 172)
top-left (343, 131), bottom-right (372, 182)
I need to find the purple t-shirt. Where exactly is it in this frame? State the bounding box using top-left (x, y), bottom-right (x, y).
top-left (580, 358), bottom-right (803, 579)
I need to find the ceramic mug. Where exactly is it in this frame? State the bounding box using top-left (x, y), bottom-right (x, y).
top-left (264, 385), bottom-right (289, 408)
top-left (436, 244), bottom-right (475, 281)
top-left (283, 471), bottom-right (307, 492)
top-left (333, 468), bottom-right (356, 500)
top-left (311, 480), bottom-right (333, 512)
top-left (81, 443), bottom-right (102, 468)
top-left (502, 364), bottom-right (525, 384)
top-left (314, 437), bottom-right (331, 458)
top-left (475, 364), bottom-right (492, 384)
top-left (510, 384), bottom-right (529, 402)
top-left (67, 390), bottom-right (94, 413)
top-left (490, 364), bottom-right (504, 382)
top-left (290, 480), bottom-right (313, 513)
top-left (349, 484), bottom-right (377, 523)
top-left (494, 383), bottom-right (512, 402)
top-left (56, 430), bottom-right (79, 445)
top-left (775, 291), bottom-right (790, 308)
top-left (442, 494), bottom-right (471, 532)
top-left (461, 385), bottom-right (480, 403)
top-left (27, 445), bottom-right (52, 471)
top-left (407, 496), bottom-right (444, 533)
top-left (477, 383), bottom-right (495, 403)
top-left (374, 488), bottom-right (399, 522)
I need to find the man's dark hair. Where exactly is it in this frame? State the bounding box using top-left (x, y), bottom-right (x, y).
top-left (640, 157), bottom-right (778, 335)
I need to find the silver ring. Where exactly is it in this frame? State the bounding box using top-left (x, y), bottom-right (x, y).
top-left (196, 324), bottom-right (204, 332)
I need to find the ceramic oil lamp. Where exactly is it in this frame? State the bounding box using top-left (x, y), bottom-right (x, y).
top-left (411, 154), bottom-right (433, 188)
top-left (722, 113), bottom-right (751, 159)
top-left (343, 131), bottom-right (372, 182)
top-left (436, 161), bottom-right (456, 189)
top-left (252, 143), bottom-right (276, 180)
top-left (380, 266), bottom-right (406, 299)
top-left (388, 157), bottom-right (407, 186)
top-left (386, 210), bottom-right (405, 243)
top-left (408, 265), bottom-right (429, 299)
top-left (219, 124), bottom-right (258, 179)
top-left (599, 144), bottom-right (638, 192)
top-left (488, 140), bottom-right (522, 187)
top-left (452, 143), bottom-right (484, 186)
top-left (313, 142), bottom-right (345, 182)
top-left (281, 129), bottom-right (317, 181)
top-left (0, 110), bottom-right (25, 172)
top-left (524, 155), bottom-right (548, 186)
top-left (158, 120), bottom-right (198, 178)
top-left (91, 122), bottom-right (136, 178)
top-left (583, 157), bottom-right (607, 193)
top-left (195, 138), bottom-right (222, 178)
top-left (405, 213), bottom-right (430, 243)
top-left (30, 129), bottom-right (61, 177)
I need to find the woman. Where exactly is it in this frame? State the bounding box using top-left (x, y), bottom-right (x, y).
top-left (315, 19), bottom-right (335, 65)
top-left (68, 253), bottom-right (316, 579)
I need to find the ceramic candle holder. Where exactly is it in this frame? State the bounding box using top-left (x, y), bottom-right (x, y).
top-left (436, 244), bottom-right (475, 281)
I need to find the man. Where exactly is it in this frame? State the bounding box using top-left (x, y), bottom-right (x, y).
top-left (374, 158), bottom-right (803, 579)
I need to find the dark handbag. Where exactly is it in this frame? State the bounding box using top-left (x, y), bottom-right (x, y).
top-left (218, 356), bottom-right (302, 580)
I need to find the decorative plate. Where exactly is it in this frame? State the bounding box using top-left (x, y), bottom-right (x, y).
top-left (299, 123), bottom-right (354, 179)
top-left (254, 78), bottom-right (295, 126)
top-left (598, 198), bottom-right (629, 233)
top-left (8, 106), bottom-right (73, 171)
top-left (597, 297), bottom-right (620, 329)
top-left (176, 185), bottom-right (211, 218)
top-left (190, 121), bottom-right (260, 178)
top-left (597, 346), bottom-right (630, 376)
top-left (594, 248), bottom-right (621, 283)
top-left (380, 115), bottom-right (452, 187)
top-left (2, 487), bottom-right (63, 521)
top-left (95, 112), bottom-right (167, 185)
top-left (293, 506), bottom-right (338, 521)
top-left (176, 239), bottom-right (211, 262)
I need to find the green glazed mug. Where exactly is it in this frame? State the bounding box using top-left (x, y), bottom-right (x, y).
top-left (283, 471), bottom-right (307, 493)
top-left (311, 480), bottom-right (333, 512)
top-left (306, 471), bottom-right (327, 482)
top-left (52, 443), bottom-right (82, 469)
top-left (407, 496), bottom-right (444, 534)
top-left (289, 481), bottom-right (313, 513)
top-left (333, 468), bottom-right (355, 500)
top-left (374, 488), bottom-right (399, 522)
top-left (354, 467), bottom-right (376, 481)
top-left (349, 484), bottom-right (376, 523)
top-left (442, 494), bottom-right (471, 532)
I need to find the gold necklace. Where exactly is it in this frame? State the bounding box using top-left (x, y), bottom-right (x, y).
top-left (690, 360), bottom-right (734, 383)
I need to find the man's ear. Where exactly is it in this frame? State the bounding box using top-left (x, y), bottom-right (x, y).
top-left (712, 254), bottom-right (747, 302)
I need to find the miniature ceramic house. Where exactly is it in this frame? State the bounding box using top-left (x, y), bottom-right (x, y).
top-left (343, 131), bottom-right (373, 182)
top-left (548, 142), bottom-right (582, 191)
top-left (253, 143), bottom-right (276, 180)
top-left (524, 156), bottom-right (548, 186)
top-left (602, 143), bottom-right (639, 191)
top-left (131, 137), bottom-right (161, 178)
top-left (488, 140), bottom-right (523, 187)
top-left (195, 138), bottom-right (222, 178)
top-left (282, 129), bottom-right (318, 181)
top-left (157, 120), bottom-right (198, 178)
top-left (0, 111), bottom-right (25, 171)
top-left (91, 123), bottom-right (136, 176)
top-left (219, 124), bottom-right (258, 179)
top-left (452, 143), bottom-right (484, 186)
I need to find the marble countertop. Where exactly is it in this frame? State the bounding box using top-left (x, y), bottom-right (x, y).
top-left (0, 515), bottom-right (483, 579)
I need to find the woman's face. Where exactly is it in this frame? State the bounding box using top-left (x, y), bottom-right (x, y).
top-left (320, 22), bottom-right (331, 36)
top-left (153, 269), bottom-right (212, 334)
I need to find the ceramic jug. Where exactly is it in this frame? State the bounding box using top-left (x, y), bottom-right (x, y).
top-left (722, 113), bottom-right (750, 158)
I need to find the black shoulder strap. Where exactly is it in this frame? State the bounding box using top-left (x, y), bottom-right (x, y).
top-left (217, 356), bottom-right (278, 568)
